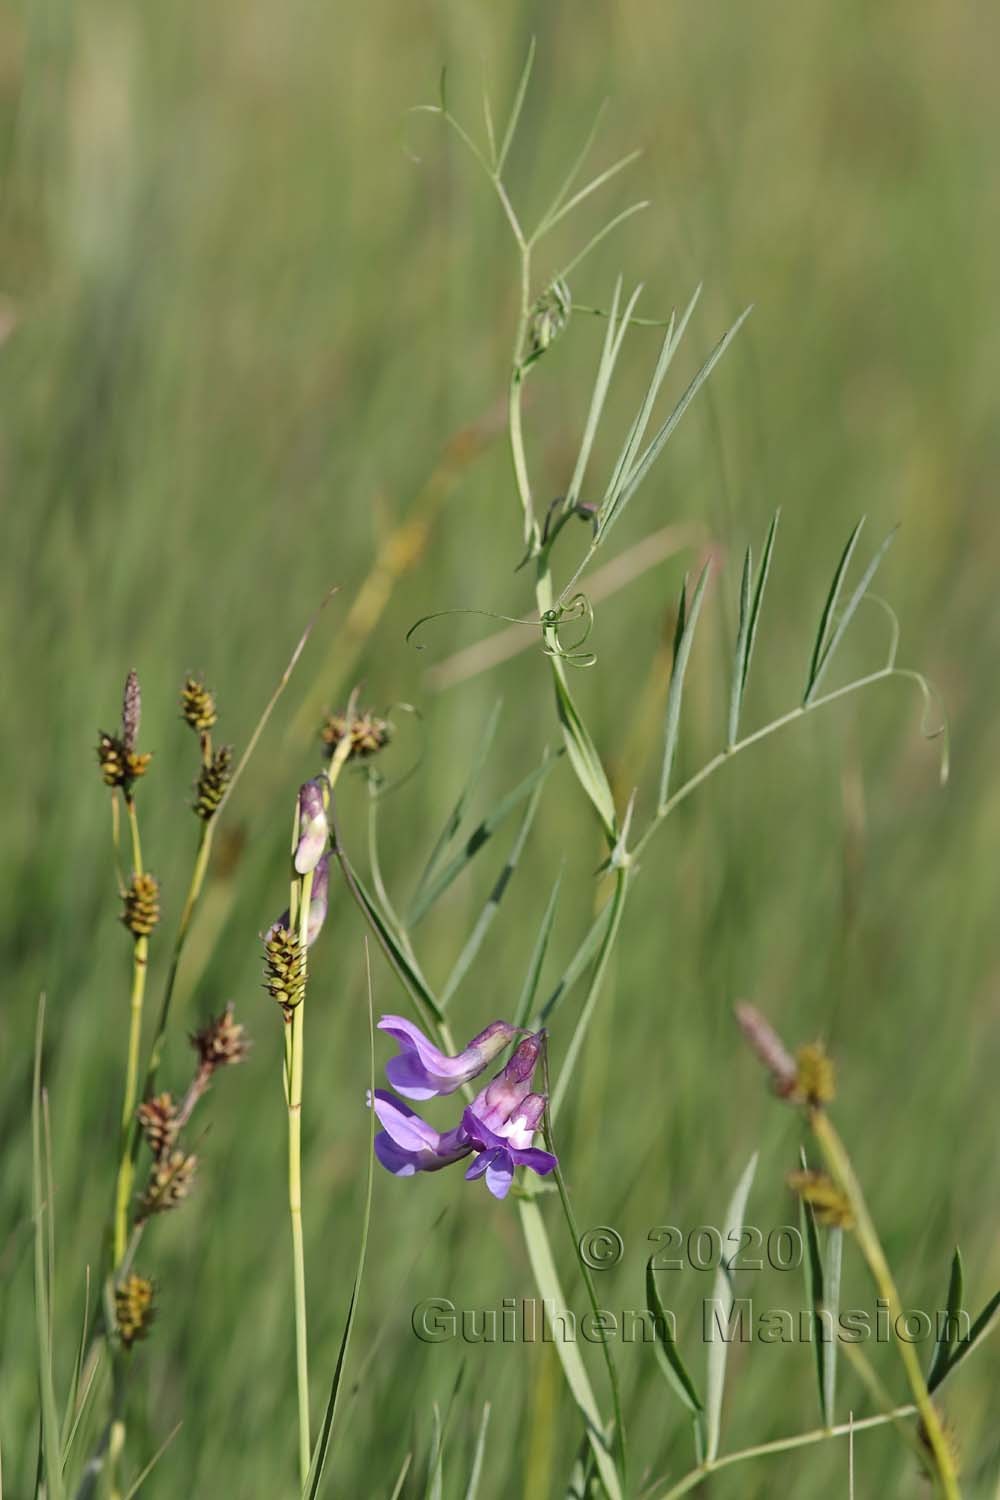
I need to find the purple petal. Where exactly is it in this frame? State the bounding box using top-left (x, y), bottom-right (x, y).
top-left (511, 1146), bottom-right (558, 1177)
top-left (371, 1090), bottom-right (440, 1152)
top-left (373, 1132), bottom-right (421, 1176)
top-left (465, 1149), bottom-right (501, 1182)
top-left (461, 1107), bottom-right (506, 1152)
top-left (378, 1015), bottom-right (517, 1100)
top-left (485, 1154), bottom-right (515, 1199)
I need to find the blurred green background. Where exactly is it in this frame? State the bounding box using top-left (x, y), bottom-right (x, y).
top-left (2, 0), bottom-right (998, 1495)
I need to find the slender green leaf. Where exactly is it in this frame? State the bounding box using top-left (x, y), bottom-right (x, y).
top-left (33, 997), bottom-right (65, 1500)
top-left (304, 945), bottom-right (377, 1498)
top-left (704, 1152), bottom-right (758, 1463)
top-left (552, 669), bottom-right (616, 839)
top-left (823, 1227), bottom-right (843, 1427)
top-left (514, 870), bottom-right (563, 1028)
top-left (119, 1424), bottom-right (182, 1500)
top-left (338, 853), bottom-right (446, 1027)
top-left (928, 1248), bottom-right (965, 1389)
top-left (540, 150), bottom-right (642, 238)
top-left (566, 280), bottom-right (644, 509)
top-left (726, 545), bottom-right (753, 749)
top-left (60, 1268), bottom-right (92, 1455)
top-left (742, 509), bottom-right (780, 697)
top-left (517, 1197), bottom-right (623, 1500)
top-left (440, 763), bottom-right (547, 1006)
top-left (599, 306), bottom-right (752, 544)
top-left (658, 563), bottom-right (712, 808)
top-left (645, 1258), bottom-right (704, 1422)
top-left (463, 1403), bottom-right (491, 1500)
top-left (388, 1454), bottom-right (413, 1500)
top-left (535, 102), bottom-right (607, 236)
top-left (798, 1159), bottom-right (827, 1425)
top-left (808, 526), bottom-right (898, 702)
top-left (496, 39), bottom-right (535, 174)
top-left (424, 1365), bottom-right (465, 1500)
top-left (551, 870), bottom-right (628, 1121)
top-left (411, 748), bottom-right (559, 924)
top-left (928, 1284), bottom-right (1000, 1394)
top-left (410, 700), bottom-right (502, 917)
top-left (538, 893), bottom-right (616, 1026)
top-left (556, 201), bottom-right (650, 285)
top-left (804, 519), bottom-right (865, 702)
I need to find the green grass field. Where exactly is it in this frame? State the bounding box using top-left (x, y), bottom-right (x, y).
top-left (2, 2), bottom-right (999, 1496)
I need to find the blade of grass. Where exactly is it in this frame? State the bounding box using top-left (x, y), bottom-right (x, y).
top-left (552, 669), bottom-right (616, 840)
top-left (33, 996), bottom-right (65, 1500)
top-left (928, 1248), bottom-right (965, 1389)
top-left (598, 307), bottom-right (751, 545)
top-left (410, 747), bottom-right (558, 925)
top-left (514, 869), bottom-right (563, 1028)
top-left (803, 520), bottom-right (865, 702)
top-left (537, 891), bottom-right (616, 1026)
top-left (658, 563), bottom-right (711, 808)
top-left (463, 1402), bottom-right (491, 1500)
top-left (60, 1266), bottom-right (92, 1455)
top-left (798, 1148), bottom-right (827, 1425)
top-left (726, 545), bottom-right (753, 750)
top-left (807, 527), bottom-right (898, 702)
top-left (518, 1196), bottom-right (623, 1500)
top-left (496, 39), bottom-right (535, 174)
top-left (388, 1453), bottom-right (412, 1500)
top-left (823, 1228), bottom-right (843, 1428)
top-left (704, 1152), bottom-right (758, 1463)
top-left (928, 1284), bottom-right (1000, 1394)
top-left (410, 700), bottom-right (502, 918)
top-left (440, 756), bottom-right (547, 1007)
top-left (119, 1423), bottom-right (182, 1500)
top-left (304, 943), bottom-right (378, 1499)
top-left (645, 1258), bottom-right (705, 1449)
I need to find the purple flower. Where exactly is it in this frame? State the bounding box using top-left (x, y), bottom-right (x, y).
top-left (371, 1090), bottom-right (471, 1176)
top-left (377, 1015), bottom-right (517, 1100)
top-left (306, 854), bottom-right (329, 945)
top-left (294, 778), bottom-right (328, 875)
top-left (371, 1027), bottom-right (557, 1201)
top-left (462, 1093), bottom-right (556, 1200)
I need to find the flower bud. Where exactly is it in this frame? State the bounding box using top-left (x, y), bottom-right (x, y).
top-left (294, 779), bottom-right (328, 874)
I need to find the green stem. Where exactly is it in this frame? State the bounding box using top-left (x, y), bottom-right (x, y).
top-left (288, 856), bottom-right (314, 1491)
top-left (810, 1111), bottom-right (961, 1500)
top-left (647, 1405), bottom-right (917, 1500)
top-left (142, 820), bottom-right (215, 1098)
top-left (112, 936), bottom-right (148, 1267)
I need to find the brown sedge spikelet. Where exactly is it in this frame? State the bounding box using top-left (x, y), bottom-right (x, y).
top-left (115, 1273), bottom-right (156, 1350)
top-left (787, 1169), bottom-right (854, 1228)
top-left (194, 744), bottom-right (233, 820)
top-left (263, 923), bottom-right (306, 1019)
top-left (181, 675), bottom-right (218, 733)
top-left (97, 733), bottom-right (152, 792)
top-left (190, 1003), bottom-right (250, 1072)
top-left (123, 872), bottom-right (160, 937)
top-left (320, 709), bottom-right (391, 763)
top-left (734, 1002), bottom-right (798, 1097)
top-left (137, 1092), bottom-right (178, 1160)
top-left (138, 1150), bottom-right (198, 1219)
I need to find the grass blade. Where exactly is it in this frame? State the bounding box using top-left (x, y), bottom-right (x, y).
top-left (496, 38), bottom-right (535, 174)
top-left (388, 1453), bottom-right (412, 1500)
top-left (798, 1159), bottom-right (827, 1425)
top-left (552, 669), bottom-right (617, 839)
top-left (32, 996), bottom-right (65, 1500)
top-left (928, 1248), bottom-right (965, 1390)
top-left (304, 943), bottom-right (378, 1498)
top-left (807, 526), bottom-right (898, 702)
top-left (823, 1227), bottom-right (843, 1427)
top-left (598, 307), bottom-right (751, 545)
top-left (742, 509), bottom-right (779, 698)
top-left (119, 1423), bottom-right (182, 1500)
top-left (726, 545), bottom-right (753, 750)
top-left (514, 870), bottom-right (562, 1028)
top-left (410, 700), bottom-right (502, 917)
top-left (803, 519), bottom-right (865, 702)
top-left (658, 563), bottom-right (711, 809)
top-left (645, 1258), bottom-right (704, 1429)
top-left (410, 748), bottom-right (558, 925)
top-left (517, 1197), bottom-right (623, 1500)
top-left (463, 1403), bottom-right (491, 1500)
top-left (928, 1284), bottom-right (1000, 1394)
top-left (537, 892), bottom-right (616, 1026)
top-left (704, 1151), bottom-right (758, 1463)
top-left (440, 762), bottom-right (547, 1006)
